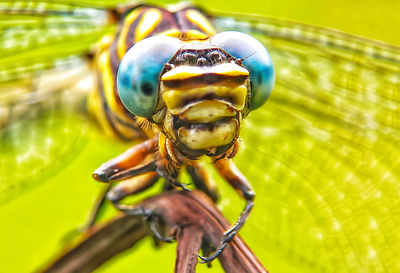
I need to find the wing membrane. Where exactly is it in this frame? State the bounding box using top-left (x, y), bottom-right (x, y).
top-left (0, 1), bottom-right (112, 83)
top-left (0, 0), bottom-right (114, 205)
top-left (212, 12), bottom-right (400, 273)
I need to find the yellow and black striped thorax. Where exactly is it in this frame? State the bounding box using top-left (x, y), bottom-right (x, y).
top-left (89, 5), bottom-right (216, 140)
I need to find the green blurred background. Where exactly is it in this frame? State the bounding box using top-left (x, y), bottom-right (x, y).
top-left (1, 0), bottom-right (399, 272)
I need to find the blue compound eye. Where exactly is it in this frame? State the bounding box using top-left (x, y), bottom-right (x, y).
top-left (117, 36), bottom-right (182, 117)
top-left (211, 31), bottom-right (275, 110)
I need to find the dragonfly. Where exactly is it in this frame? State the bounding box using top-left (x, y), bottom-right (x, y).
top-left (1, 1), bottom-right (400, 272)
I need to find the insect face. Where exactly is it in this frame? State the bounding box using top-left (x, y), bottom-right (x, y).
top-left (117, 31), bottom-right (274, 158)
top-left (160, 43), bottom-right (250, 156)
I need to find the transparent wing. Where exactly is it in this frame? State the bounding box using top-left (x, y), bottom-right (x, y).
top-left (0, 1), bottom-right (115, 83)
top-left (212, 13), bottom-right (400, 273)
top-left (0, 1), bottom-right (119, 205)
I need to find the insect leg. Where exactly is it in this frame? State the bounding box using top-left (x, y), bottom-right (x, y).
top-left (107, 171), bottom-right (174, 242)
top-left (106, 172), bottom-right (159, 202)
top-left (83, 172), bottom-right (158, 229)
top-left (83, 138), bottom-right (157, 229)
top-left (84, 184), bottom-right (113, 229)
top-left (93, 138), bottom-right (157, 182)
top-left (199, 159), bottom-right (254, 263)
top-left (113, 202), bottom-right (174, 243)
top-left (186, 163), bottom-right (219, 202)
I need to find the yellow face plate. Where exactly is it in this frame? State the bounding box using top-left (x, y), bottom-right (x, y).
top-left (161, 63), bottom-right (249, 81)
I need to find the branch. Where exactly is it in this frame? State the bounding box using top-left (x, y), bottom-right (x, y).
top-left (42, 215), bottom-right (148, 273)
top-left (42, 190), bottom-right (268, 273)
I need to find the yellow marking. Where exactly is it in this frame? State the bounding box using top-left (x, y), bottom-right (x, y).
top-left (158, 28), bottom-right (182, 38)
top-left (88, 86), bottom-right (116, 138)
top-left (161, 66), bottom-right (204, 81)
top-left (159, 132), bottom-right (168, 158)
top-left (182, 100), bottom-right (236, 123)
top-left (186, 9), bottom-right (216, 36)
top-left (135, 8), bottom-right (162, 42)
top-left (167, 2), bottom-right (193, 13)
top-left (98, 51), bottom-right (125, 117)
top-left (161, 63), bottom-right (249, 81)
top-left (95, 51), bottom-right (147, 140)
top-left (162, 85), bottom-right (248, 113)
top-left (178, 119), bottom-right (237, 150)
top-left (117, 9), bottom-right (141, 59)
top-left (185, 29), bottom-right (210, 40)
top-left (98, 33), bottom-right (114, 51)
top-left (211, 63), bottom-right (249, 76)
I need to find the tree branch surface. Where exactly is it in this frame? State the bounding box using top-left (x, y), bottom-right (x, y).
top-left (43, 190), bottom-right (268, 273)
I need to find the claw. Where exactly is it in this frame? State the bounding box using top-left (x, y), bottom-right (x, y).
top-left (197, 227), bottom-right (239, 263)
top-left (198, 243), bottom-right (228, 263)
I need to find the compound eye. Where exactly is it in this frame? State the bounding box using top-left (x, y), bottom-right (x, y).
top-left (211, 31), bottom-right (275, 110)
top-left (117, 36), bottom-right (182, 117)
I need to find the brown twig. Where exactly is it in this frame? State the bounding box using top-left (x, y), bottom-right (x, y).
top-left (42, 191), bottom-right (268, 273)
top-left (42, 215), bottom-right (148, 273)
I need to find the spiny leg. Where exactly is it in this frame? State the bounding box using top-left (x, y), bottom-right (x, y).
top-left (93, 138), bottom-right (157, 182)
top-left (85, 138), bottom-right (157, 229)
top-left (106, 172), bottom-right (159, 202)
top-left (84, 184), bottom-right (113, 229)
top-left (82, 172), bottom-right (158, 231)
top-left (186, 162), bottom-right (219, 202)
top-left (199, 159), bottom-right (254, 263)
top-left (106, 171), bottom-right (173, 242)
